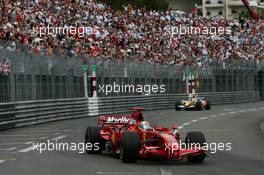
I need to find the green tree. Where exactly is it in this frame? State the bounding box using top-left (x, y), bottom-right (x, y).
top-left (99, 0), bottom-right (169, 11)
top-left (104, 0), bottom-right (123, 10)
top-left (239, 10), bottom-right (250, 19)
top-left (257, 9), bottom-right (264, 20)
top-left (239, 9), bottom-right (264, 20)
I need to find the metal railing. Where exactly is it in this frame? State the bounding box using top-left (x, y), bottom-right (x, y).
top-left (0, 50), bottom-right (84, 102)
top-left (1, 50), bottom-right (264, 102)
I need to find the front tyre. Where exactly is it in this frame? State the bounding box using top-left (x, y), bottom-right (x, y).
top-left (85, 126), bottom-right (105, 154)
top-left (120, 132), bottom-right (140, 163)
top-left (185, 131), bottom-right (206, 163)
top-left (205, 101), bottom-right (211, 110)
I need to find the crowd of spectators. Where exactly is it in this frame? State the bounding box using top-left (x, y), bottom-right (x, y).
top-left (0, 0), bottom-right (263, 66)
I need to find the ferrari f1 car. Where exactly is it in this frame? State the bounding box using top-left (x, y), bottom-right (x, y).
top-left (85, 107), bottom-right (207, 163)
top-left (175, 94), bottom-right (211, 111)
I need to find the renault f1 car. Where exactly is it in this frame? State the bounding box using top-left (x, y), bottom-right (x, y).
top-left (85, 107), bottom-right (207, 163)
top-left (175, 95), bottom-right (211, 111)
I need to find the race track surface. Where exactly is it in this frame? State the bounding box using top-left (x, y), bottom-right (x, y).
top-left (1, 102), bottom-right (264, 175)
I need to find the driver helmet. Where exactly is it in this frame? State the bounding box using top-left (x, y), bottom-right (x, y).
top-left (138, 121), bottom-right (153, 131)
top-left (191, 94), bottom-right (197, 100)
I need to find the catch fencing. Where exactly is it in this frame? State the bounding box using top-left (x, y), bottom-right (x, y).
top-left (0, 51), bottom-right (84, 102)
top-left (1, 50), bottom-right (264, 102)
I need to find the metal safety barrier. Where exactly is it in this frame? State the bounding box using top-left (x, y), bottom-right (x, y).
top-left (95, 91), bottom-right (260, 115)
top-left (0, 98), bottom-right (88, 130)
top-left (0, 91), bottom-right (260, 130)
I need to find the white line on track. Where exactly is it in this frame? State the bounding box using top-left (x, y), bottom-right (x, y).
top-left (63, 129), bottom-right (72, 132)
top-left (18, 135), bottom-right (67, 153)
top-left (182, 122), bottom-right (191, 126)
top-left (50, 135), bottom-right (67, 141)
top-left (160, 167), bottom-right (173, 175)
top-left (239, 110), bottom-right (247, 113)
top-left (178, 106), bottom-right (263, 130)
top-left (18, 144), bottom-right (40, 153)
top-left (228, 111), bottom-right (237, 114)
top-left (0, 160), bottom-right (5, 164)
top-left (178, 126), bottom-right (184, 129)
top-left (75, 129), bottom-right (83, 132)
top-left (0, 147), bottom-right (16, 151)
top-left (6, 147), bottom-right (16, 151)
top-left (224, 108), bottom-right (234, 111)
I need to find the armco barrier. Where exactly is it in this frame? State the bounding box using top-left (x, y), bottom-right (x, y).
top-left (95, 91), bottom-right (260, 115)
top-left (0, 98), bottom-right (88, 130)
top-left (0, 103), bottom-right (16, 130)
top-left (0, 91), bottom-right (260, 130)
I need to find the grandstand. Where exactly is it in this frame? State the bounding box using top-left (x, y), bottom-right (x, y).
top-left (0, 0), bottom-right (263, 67)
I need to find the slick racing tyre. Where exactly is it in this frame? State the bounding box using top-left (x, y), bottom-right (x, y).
top-left (195, 101), bottom-right (202, 110)
top-left (205, 101), bottom-right (211, 110)
top-left (185, 131), bottom-right (206, 163)
top-left (85, 126), bottom-right (105, 154)
top-left (120, 132), bottom-right (140, 163)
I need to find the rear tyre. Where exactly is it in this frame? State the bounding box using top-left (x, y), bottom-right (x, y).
top-left (120, 132), bottom-right (140, 163)
top-left (195, 101), bottom-right (202, 110)
top-left (85, 126), bottom-right (104, 154)
top-left (185, 131), bottom-right (206, 163)
top-left (205, 101), bottom-right (211, 110)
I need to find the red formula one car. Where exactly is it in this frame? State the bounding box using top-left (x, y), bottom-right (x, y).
top-left (85, 108), bottom-right (207, 163)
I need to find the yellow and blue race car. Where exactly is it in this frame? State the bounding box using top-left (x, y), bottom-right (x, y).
top-left (175, 95), bottom-right (211, 111)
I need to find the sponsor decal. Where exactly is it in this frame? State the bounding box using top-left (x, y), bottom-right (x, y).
top-left (106, 116), bottom-right (129, 124)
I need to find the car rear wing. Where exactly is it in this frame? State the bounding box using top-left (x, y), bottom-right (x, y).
top-left (98, 115), bottom-right (131, 127)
